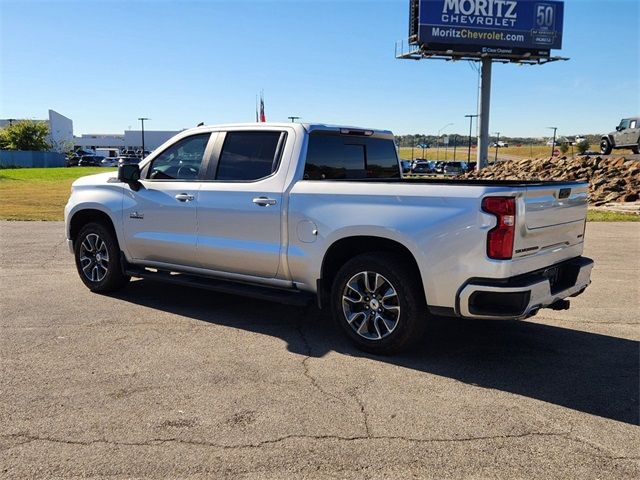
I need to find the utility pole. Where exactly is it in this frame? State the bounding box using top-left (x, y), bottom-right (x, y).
top-left (548, 126), bottom-right (558, 158)
top-left (465, 114), bottom-right (478, 163)
top-left (138, 117), bottom-right (149, 158)
top-left (493, 131), bottom-right (500, 163)
top-left (411, 142), bottom-right (415, 161)
top-left (288, 116), bottom-right (300, 123)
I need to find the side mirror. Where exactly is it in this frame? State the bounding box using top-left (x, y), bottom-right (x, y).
top-left (616, 126), bottom-right (623, 131)
top-left (118, 163), bottom-right (141, 191)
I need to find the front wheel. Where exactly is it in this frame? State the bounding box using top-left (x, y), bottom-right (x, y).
top-left (74, 222), bottom-right (130, 292)
top-left (600, 137), bottom-right (612, 155)
top-left (331, 252), bottom-right (427, 355)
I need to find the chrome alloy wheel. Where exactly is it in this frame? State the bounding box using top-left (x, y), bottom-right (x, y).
top-left (342, 271), bottom-right (401, 340)
top-left (79, 233), bottom-right (110, 283)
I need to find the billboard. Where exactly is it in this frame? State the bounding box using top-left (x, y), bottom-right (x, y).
top-left (409, 0), bottom-right (564, 57)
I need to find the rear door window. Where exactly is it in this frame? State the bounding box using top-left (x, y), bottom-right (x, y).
top-left (214, 131), bottom-right (284, 181)
top-left (304, 133), bottom-right (399, 180)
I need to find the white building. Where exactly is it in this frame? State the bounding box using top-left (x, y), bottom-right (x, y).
top-left (73, 130), bottom-right (181, 152)
top-left (0, 109), bottom-right (73, 152)
top-left (1, 108), bottom-right (181, 153)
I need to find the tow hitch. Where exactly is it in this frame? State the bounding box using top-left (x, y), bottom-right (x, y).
top-left (549, 299), bottom-right (570, 311)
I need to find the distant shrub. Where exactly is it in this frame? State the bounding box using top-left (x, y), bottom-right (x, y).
top-left (576, 140), bottom-right (590, 155)
top-left (559, 143), bottom-right (569, 154)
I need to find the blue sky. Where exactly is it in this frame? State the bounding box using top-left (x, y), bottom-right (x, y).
top-left (1, 0), bottom-right (638, 137)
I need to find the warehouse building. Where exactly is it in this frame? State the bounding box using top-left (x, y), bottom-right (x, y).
top-left (74, 129), bottom-right (182, 151)
top-left (1, 109), bottom-right (181, 153)
top-left (0, 109), bottom-right (73, 151)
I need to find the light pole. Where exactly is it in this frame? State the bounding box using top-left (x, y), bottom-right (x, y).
top-left (138, 117), bottom-right (149, 158)
top-left (464, 114), bottom-right (478, 164)
top-left (548, 127), bottom-right (558, 158)
top-left (288, 116), bottom-right (300, 123)
top-left (493, 131), bottom-right (500, 163)
top-left (436, 123), bottom-right (453, 160)
top-left (452, 134), bottom-right (457, 161)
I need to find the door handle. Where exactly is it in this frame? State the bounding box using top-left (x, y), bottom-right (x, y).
top-left (252, 196), bottom-right (277, 207)
top-left (175, 193), bottom-right (195, 202)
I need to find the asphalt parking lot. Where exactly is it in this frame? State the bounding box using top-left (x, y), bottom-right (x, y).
top-left (1, 221), bottom-right (638, 479)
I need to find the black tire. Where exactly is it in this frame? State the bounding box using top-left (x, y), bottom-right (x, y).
top-left (74, 222), bottom-right (130, 293)
top-left (331, 252), bottom-right (428, 355)
top-left (632, 143), bottom-right (639, 155)
top-left (600, 137), bottom-right (612, 155)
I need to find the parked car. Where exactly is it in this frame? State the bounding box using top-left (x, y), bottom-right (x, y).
top-left (100, 157), bottom-right (120, 167)
top-left (65, 122), bottom-right (593, 354)
top-left (411, 161), bottom-right (433, 174)
top-left (600, 117), bottom-right (640, 154)
top-left (66, 155), bottom-right (81, 167)
top-left (433, 161), bottom-right (445, 174)
top-left (78, 155), bottom-right (104, 167)
top-left (492, 141), bottom-right (508, 148)
top-left (443, 161), bottom-right (468, 175)
top-left (75, 149), bottom-right (95, 157)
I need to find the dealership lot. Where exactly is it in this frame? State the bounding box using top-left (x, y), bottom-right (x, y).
top-left (1, 221), bottom-right (638, 478)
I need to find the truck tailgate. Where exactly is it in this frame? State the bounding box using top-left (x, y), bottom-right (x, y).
top-left (513, 182), bottom-right (588, 259)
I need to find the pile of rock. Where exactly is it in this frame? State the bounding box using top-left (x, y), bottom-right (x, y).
top-left (462, 156), bottom-right (640, 205)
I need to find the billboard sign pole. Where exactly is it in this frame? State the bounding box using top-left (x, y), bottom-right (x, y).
top-left (477, 57), bottom-right (491, 169)
top-left (398, 0), bottom-right (567, 170)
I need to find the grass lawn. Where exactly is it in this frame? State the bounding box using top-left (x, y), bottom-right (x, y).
top-left (0, 167), bottom-right (637, 222)
top-left (0, 167), bottom-right (115, 221)
top-left (586, 210), bottom-right (640, 222)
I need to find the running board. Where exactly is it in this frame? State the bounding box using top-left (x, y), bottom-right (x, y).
top-left (125, 267), bottom-right (315, 306)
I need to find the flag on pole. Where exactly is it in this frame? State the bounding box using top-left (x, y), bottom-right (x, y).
top-left (259, 91), bottom-right (266, 123)
top-left (255, 95), bottom-right (259, 122)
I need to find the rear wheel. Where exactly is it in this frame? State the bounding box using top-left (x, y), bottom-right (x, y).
top-left (632, 142), bottom-right (639, 155)
top-left (74, 222), bottom-right (130, 292)
top-left (331, 252), bottom-right (427, 355)
top-left (600, 137), bottom-right (612, 155)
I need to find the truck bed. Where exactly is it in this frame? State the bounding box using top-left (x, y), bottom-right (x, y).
top-left (329, 177), bottom-right (584, 187)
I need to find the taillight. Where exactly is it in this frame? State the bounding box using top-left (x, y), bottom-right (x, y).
top-left (482, 196), bottom-right (516, 260)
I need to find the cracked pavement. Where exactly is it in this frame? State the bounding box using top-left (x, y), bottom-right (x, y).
top-left (0, 221), bottom-right (638, 478)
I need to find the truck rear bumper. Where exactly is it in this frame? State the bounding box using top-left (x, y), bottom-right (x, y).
top-left (457, 256), bottom-right (594, 320)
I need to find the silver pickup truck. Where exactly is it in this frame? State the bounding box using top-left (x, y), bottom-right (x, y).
top-left (65, 123), bottom-right (593, 354)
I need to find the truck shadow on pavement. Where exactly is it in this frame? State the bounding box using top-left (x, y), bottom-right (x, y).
top-left (112, 279), bottom-right (639, 426)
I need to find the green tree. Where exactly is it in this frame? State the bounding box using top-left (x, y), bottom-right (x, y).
top-left (0, 120), bottom-right (51, 151)
top-left (576, 140), bottom-right (590, 155)
top-left (559, 142), bottom-right (569, 155)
